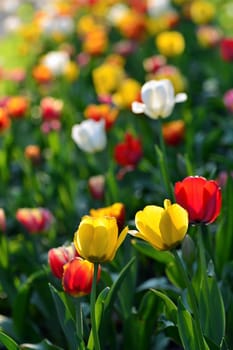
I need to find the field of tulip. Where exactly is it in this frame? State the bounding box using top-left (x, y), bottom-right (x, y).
top-left (0, 0), bottom-right (233, 349)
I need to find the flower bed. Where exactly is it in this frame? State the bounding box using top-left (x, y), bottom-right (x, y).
top-left (0, 1), bottom-right (233, 349)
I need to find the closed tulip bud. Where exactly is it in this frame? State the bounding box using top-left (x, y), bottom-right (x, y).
top-left (62, 257), bottom-right (101, 297)
top-left (0, 209), bottom-right (6, 232)
top-left (48, 244), bottom-right (78, 279)
top-left (162, 120), bottom-right (185, 146)
top-left (181, 234), bottom-right (196, 266)
top-left (6, 96), bottom-right (28, 118)
top-left (74, 216), bottom-right (128, 263)
top-left (24, 145), bottom-right (41, 164)
top-left (88, 175), bottom-right (105, 200)
top-left (16, 208), bottom-right (54, 233)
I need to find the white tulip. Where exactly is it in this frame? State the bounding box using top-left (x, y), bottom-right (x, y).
top-left (71, 119), bottom-right (107, 153)
top-left (132, 79), bottom-right (187, 119)
top-left (41, 51), bottom-right (70, 76)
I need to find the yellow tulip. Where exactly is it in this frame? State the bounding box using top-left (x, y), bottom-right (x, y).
top-left (129, 199), bottom-right (188, 251)
top-left (74, 216), bottom-right (128, 263)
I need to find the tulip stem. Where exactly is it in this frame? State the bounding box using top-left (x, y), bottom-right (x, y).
top-left (173, 249), bottom-right (206, 349)
top-left (156, 119), bottom-right (174, 201)
top-left (90, 262), bottom-right (101, 350)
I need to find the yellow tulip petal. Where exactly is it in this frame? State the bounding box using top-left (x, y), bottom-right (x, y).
top-left (160, 204), bottom-right (188, 247)
top-left (135, 206), bottom-right (167, 250)
top-left (74, 221), bottom-right (94, 258)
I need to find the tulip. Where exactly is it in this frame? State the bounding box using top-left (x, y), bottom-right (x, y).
top-left (40, 97), bottom-right (63, 121)
top-left (162, 120), bottom-right (185, 146)
top-left (6, 96), bottom-right (28, 118)
top-left (223, 89), bottom-right (233, 113)
top-left (41, 51), bottom-right (70, 76)
top-left (71, 119), bottom-right (107, 153)
top-left (84, 104), bottom-right (118, 130)
top-left (156, 31), bottom-right (185, 57)
top-left (89, 202), bottom-right (126, 231)
top-left (48, 244), bottom-right (78, 279)
top-left (220, 38), bottom-right (233, 62)
top-left (174, 176), bottom-right (222, 224)
top-left (114, 132), bottom-right (143, 168)
top-left (132, 79), bottom-right (187, 119)
top-left (0, 108), bottom-right (11, 133)
top-left (16, 208), bottom-right (54, 233)
top-left (73, 216), bottom-right (128, 263)
top-left (88, 175), bottom-right (105, 200)
top-left (24, 145), bottom-right (41, 164)
top-left (62, 257), bottom-right (101, 297)
top-left (129, 199), bottom-right (188, 250)
top-left (0, 209), bottom-right (6, 232)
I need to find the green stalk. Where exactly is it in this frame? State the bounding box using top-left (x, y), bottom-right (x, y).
top-left (173, 249), bottom-right (206, 349)
top-left (90, 263), bottom-right (101, 350)
top-left (156, 119), bottom-right (174, 201)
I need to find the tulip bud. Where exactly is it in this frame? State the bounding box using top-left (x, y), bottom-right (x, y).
top-left (48, 244), bottom-right (78, 279)
top-left (24, 145), bottom-right (41, 165)
top-left (181, 234), bottom-right (196, 266)
top-left (0, 209), bottom-right (6, 232)
top-left (16, 208), bottom-right (54, 233)
top-left (62, 257), bottom-right (101, 297)
top-left (88, 175), bottom-right (105, 200)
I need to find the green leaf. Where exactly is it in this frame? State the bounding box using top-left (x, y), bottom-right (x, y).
top-left (0, 330), bottom-right (18, 350)
top-left (177, 298), bottom-right (209, 350)
top-left (122, 291), bottom-right (160, 350)
top-left (13, 269), bottom-right (49, 338)
top-left (49, 284), bottom-right (81, 350)
top-left (104, 256), bottom-right (136, 312)
top-left (198, 274), bottom-right (226, 347)
top-left (215, 177), bottom-right (233, 274)
top-left (131, 240), bottom-right (174, 264)
top-left (19, 339), bottom-right (63, 350)
top-left (165, 260), bottom-right (185, 289)
top-left (150, 289), bottom-right (177, 324)
top-left (87, 287), bottom-right (110, 350)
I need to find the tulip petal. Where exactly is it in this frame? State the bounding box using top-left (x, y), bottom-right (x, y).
top-left (175, 93), bottom-right (187, 103)
top-left (131, 101), bottom-right (146, 114)
top-left (135, 206), bottom-right (166, 250)
top-left (159, 204), bottom-right (188, 247)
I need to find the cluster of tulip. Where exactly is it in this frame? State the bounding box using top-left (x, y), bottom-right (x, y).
top-left (0, 0), bottom-right (233, 349)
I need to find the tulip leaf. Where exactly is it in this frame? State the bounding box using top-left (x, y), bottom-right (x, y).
top-left (150, 289), bottom-right (178, 324)
top-left (13, 269), bottom-right (50, 338)
top-left (19, 339), bottom-right (63, 349)
top-left (103, 256), bottom-right (136, 313)
top-left (165, 260), bottom-right (186, 289)
top-left (49, 284), bottom-right (82, 350)
top-left (0, 330), bottom-right (18, 350)
top-left (131, 240), bottom-right (174, 264)
top-left (215, 176), bottom-right (233, 273)
top-left (197, 273), bottom-right (226, 347)
top-left (177, 298), bottom-right (209, 350)
top-left (87, 287), bottom-right (110, 350)
top-left (121, 290), bottom-right (160, 350)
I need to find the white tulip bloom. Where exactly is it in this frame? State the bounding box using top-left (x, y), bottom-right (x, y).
top-left (71, 119), bottom-right (107, 153)
top-left (132, 79), bottom-right (187, 119)
top-left (41, 51), bottom-right (70, 76)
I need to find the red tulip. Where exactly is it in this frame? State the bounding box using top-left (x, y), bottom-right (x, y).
top-left (62, 257), bottom-right (101, 297)
top-left (16, 208), bottom-right (54, 233)
top-left (174, 176), bottom-right (222, 224)
top-left (48, 244), bottom-right (79, 279)
top-left (220, 38), bottom-right (233, 62)
top-left (114, 133), bottom-right (143, 168)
